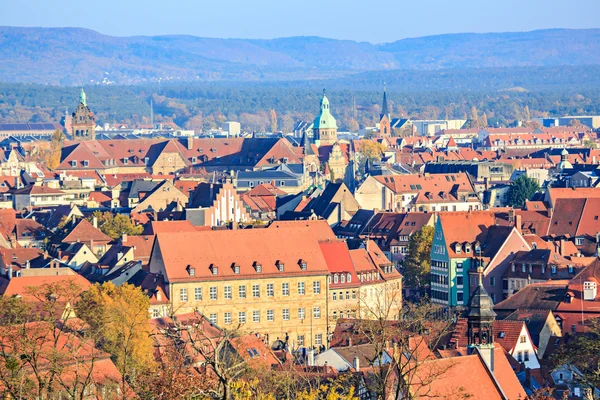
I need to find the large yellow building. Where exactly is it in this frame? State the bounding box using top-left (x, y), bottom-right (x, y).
top-left (148, 224), bottom-right (330, 349)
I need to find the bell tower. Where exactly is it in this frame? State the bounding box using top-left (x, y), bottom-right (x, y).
top-left (71, 88), bottom-right (96, 141)
top-left (467, 267), bottom-right (497, 371)
top-left (313, 89), bottom-right (338, 147)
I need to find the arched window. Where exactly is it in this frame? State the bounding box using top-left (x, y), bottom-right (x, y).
top-left (334, 274), bottom-right (339, 284)
top-left (341, 274), bottom-right (346, 283)
top-left (347, 273), bottom-right (351, 283)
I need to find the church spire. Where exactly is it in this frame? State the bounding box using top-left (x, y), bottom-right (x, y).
top-left (380, 84), bottom-right (389, 121)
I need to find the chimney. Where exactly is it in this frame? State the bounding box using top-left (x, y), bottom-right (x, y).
top-left (353, 356), bottom-right (360, 372)
top-left (477, 346), bottom-right (495, 373)
top-left (122, 233), bottom-right (128, 243)
top-left (25, 260), bottom-right (30, 269)
top-left (92, 216), bottom-right (98, 229)
top-left (187, 136), bottom-right (194, 150)
top-left (7, 265), bottom-right (12, 279)
top-left (515, 214), bottom-right (522, 234)
top-left (347, 338), bottom-right (352, 347)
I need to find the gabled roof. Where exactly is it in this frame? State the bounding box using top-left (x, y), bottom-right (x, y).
top-left (373, 173), bottom-right (474, 195)
top-left (319, 240), bottom-right (359, 288)
top-left (62, 219), bottom-right (112, 244)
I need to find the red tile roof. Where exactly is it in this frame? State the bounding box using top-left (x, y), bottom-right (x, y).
top-left (152, 224), bottom-right (331, 282)
top-left (142, 220), bottom-right (200, 235)
top-left (0, 273), bottom-right (91, 299)
top-left (62, 219), bottom-right (112, 244)
top-left (374, 173), bottom-right (474, 194)
top-left (319, 240), bottom-right (359, 288)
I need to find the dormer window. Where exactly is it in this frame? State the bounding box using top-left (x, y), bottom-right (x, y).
top-left (455, 243), bottom-right (461, 254)
top-left (210, 265), bottom-right (218, 275)
top-left (299, 259), bottom-right (307, 271)
top-left (341, 274), bottom-right (346, 283)
top-left (71, 160), bottom-right (77, 167)
top-left (551, 266), bottom-right (557, 275)
top-left (187, 265), bottom-right (195, 276)
top-left (568, 265), bottom-right (574, 274)
top-left (465, 243), bottom-right (471, 254)
top-left (347, 273), bottom-right (351, 283)
top-left (232, 263), bottom-right (240, 274)
top-left (253, 262), bottom-right (262, 273)
top-left (83, 160), bottom-right (89, 167)
top-left (276, 261), bottom-right (284, 272)
top-left (123, 158), bottom-right (128, 165)
top-left (334, 274), bottom-right (339, 284)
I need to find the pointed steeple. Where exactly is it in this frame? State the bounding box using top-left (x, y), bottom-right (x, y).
top-left (467, 266), bottom-right (496, 347)
top-left (380, 86), bottom-right (389, 121)
top-left (301, 131), bottom-right (315, 156)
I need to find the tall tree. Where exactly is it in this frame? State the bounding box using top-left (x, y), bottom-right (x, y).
top-left (269, 109), bottom-right (278, 132)
top-left (43, 129), bottom-right (64, 170)
top-left (402, 225), bottom-right (434, 290)
top-left (524, 105), bottom-right (531, 121)
top-left (76, 283), bottom-right (155, 392)
top-left (470, 106), bottom-right (479, 128)
top-left (506, 175), bottom-right (540, 208)
top-left (481, 112), bottom-right (488, 128)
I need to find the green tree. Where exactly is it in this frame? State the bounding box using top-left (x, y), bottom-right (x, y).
top-left (506, 175), bottom-right (540, 208)
top-left (402, 225), bottom-right (434, 289)
top-left (87, 211), bottom-right (143, 239)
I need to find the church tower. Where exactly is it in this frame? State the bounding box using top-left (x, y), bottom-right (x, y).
top-left (467, 266), bottom-right (497, 371)
top-left (379, 88), bottom-right (391, 137)
top-left (71, 88), bottom-right (96, 141)
top-left (313, 90), bottom-right (338, 147)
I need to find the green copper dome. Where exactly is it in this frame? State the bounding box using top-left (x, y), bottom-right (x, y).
top-left (313, 90), bottom-right (338, 130)
top-left (80, 88), bottom-right (87, 107)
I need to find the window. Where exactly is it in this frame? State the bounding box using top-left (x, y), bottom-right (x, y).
top-left (239, 285), bottom-right (246, 298)
top-left (253, 311), bottom-right (260, 323)
top-left (315, 334), bottom-right (322, 345)
top-left (341, 274), bottom-right (346, 283)
top-left (457, 276), bottom-right (463, 286)
top-left (313, 281), bottom-right (321, 294)
top-left (457, 292), bottom-right (464, 302)
top-left (189, 268), bottom-right (195, 276)
top-left (252, 284), bottom-right (260, 298)
top-left (333, 292), bottom-right (337, 301)
top-left (490, 277), bottom-right (496, 287)
top-left (352, 290), bottom-right (357, 299)
top-left (551, 266), bottom-right (557, 275)
top-left (517, 351), bottom-right (523, 362)
top-left (210, 287), bottom-right (217, 300)
top-left (194, 287), bottom-right (202, 301)
top-left (152, 308), bottom-right (159, 318)
top-left (298, 282), bottom-right (305, 295)
top-left (282, 308), bottom-right (290, 321)
top-left (180, 288), bottom-right (188, 302)
top-left (209, 313), bottom-right (217, 324)
top-left (71, 160), bottom-right (77, 167)
top-left (267, 283), bottom-right (274, 297)
top-left (277, 262), bottom-right (284, 272)
top-left (239, 312), bottom-right (246, 323)
top-left (347, 273), bottom-right (351, 283)
top-left (267, 310), bottom-right (274, 321)
top-left (334, 275), bottom-right (339, 284)
top-left (524, 350), bottom-right (529, 361)
top-left (282, 283), bottom-right (289, 296)
top-left (298, 308), bottom-right (305, 320)
top-left (212, 266), bottom-right (218, 275)
top-left (520, 335), bottom-right (526, 343)
top-left (313, 307), bottom-right (321, 319)
top-left (297, 335), bottom-right (305, 346)
top-left (456, 262), bottom-right (463, 270)
top-left (224, 285), bottom-right (232, 299)
top-left (346, 291), bottom-right (350, 300)
top-left (224, 312), bottom-right (232, 324)
top-left (576, 237), bottom-right (584, 246)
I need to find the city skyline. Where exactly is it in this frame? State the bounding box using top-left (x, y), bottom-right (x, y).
top-left (1, 0), bottom-right (599, 43)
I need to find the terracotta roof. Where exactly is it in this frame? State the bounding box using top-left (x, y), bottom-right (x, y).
top-left (88, 191), bottom-right (112, 204)
top-left (494, 281), bottom-right (569, 314)
top-left (229, 334), bottom-right (281, 368)
top-left (152, 224), bottom-right (331, 282)
top-left (12, 185), bottom-right (65, 195)
top-left (438, 211), bottom-right (498, 257)
top-left (121, 235), bottom-right (154, 260)
top-left (268, 219), bottom-right (337, 241)
top-left (373, 173), bottom-right (474, 194)
top-left (547, 187), bottom-right (600, 207)
top-left (0, 273), bottom-right (91, 299)
top-left (62, 219), bottom-right (112, 244)
top-left (409, 345), bottom-right (525, 400)
top-left (319, 240), bottom-right (359, 288)
top-left (142, 220), bottom-right (200, 235)
top-left (0, 248), bottom-right (44, 269)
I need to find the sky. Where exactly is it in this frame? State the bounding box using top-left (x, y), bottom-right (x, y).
top-left (1, 0), bottom-right (599, 43)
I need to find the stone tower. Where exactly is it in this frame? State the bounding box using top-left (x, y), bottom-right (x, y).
top-left (313, 89), bottom-right (338, 147)
top-left (71, 88), bottom-right (96, 141)
top-left (467, 266), bottom-right (497, 371)
top-left (379, 88), bottom-right (391, 137)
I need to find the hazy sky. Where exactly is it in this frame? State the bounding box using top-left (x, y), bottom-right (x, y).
top-left (2, 0), bottom-right (599, 43)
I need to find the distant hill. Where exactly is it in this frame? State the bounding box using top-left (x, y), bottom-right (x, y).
top-left (1, 27), bottom-right (599, 85)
